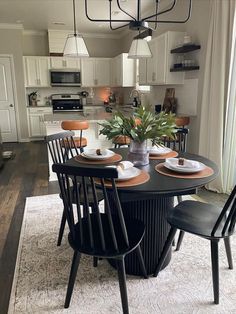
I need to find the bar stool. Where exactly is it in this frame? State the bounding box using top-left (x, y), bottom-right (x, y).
top-left (112, 135), bottom-right (131, 148)
top-left (61, 120), bottom-right (89, 153)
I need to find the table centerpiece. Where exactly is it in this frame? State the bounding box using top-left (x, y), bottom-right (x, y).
top-left (99, 105), bottom-right (176, 166)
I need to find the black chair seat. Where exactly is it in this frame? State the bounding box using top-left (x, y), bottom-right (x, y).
top-left (69, 214), bottom-right (145, 257)
top-left (168, 200), bottom-right (230, 239)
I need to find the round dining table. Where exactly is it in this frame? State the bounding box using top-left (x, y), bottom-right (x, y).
top-left (67, 148), bottom-right (218, 276)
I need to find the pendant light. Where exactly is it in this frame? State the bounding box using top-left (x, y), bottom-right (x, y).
top-left (128, 39), bottom-right (152, 59)
top-left (63, 0), bottom-right (89, 58)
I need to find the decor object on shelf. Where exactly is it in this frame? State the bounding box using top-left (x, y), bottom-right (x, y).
top-left (170, 43), bottom-right (201, 72)
top-left (63, 0), bottom-right (89, 57)
top-left (163, 88), bottom-right (177, 113)
top-left (85, 0), bottom-right (192, 59)
top-left (28, 91), bottom-right (38, 107)
top-left (99, 105), bottom-right (176, 165)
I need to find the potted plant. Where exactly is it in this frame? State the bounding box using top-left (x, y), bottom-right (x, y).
top-left (99, 105), bottom-right (176, 165)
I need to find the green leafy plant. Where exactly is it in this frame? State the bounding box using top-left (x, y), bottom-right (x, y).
top-left (99, 105), bottom-right (177, 145)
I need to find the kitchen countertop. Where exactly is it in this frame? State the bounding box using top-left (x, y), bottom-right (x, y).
top-left (44, 111), bottom-right (112, 124)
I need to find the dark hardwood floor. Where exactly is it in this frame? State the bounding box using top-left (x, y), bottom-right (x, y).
top-left (0, 141), bottom-right (228, 314)
top-left (0, 141), bottom-right (58, 314)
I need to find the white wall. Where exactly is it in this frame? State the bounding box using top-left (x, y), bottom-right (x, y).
top-left (23, 32), bottom-right (49, 56)
top-left (0, 29), bottom-right (28, 141)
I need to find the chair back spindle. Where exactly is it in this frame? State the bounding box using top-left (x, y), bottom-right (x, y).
top-left (211, 185), bottom-right (236, 236)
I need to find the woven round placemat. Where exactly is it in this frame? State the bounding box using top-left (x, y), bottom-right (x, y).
top-left (75, 153), bottom-right (122, 165)
top-left (155, 163), bottom-right (214, 179)
top-left (95, 170), bottom-right (150, 188)
top-left (149, 150), bottom-right (178, 160)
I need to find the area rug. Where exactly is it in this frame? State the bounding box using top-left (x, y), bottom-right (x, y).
top-left (8, 194), bottom-right (236, 314)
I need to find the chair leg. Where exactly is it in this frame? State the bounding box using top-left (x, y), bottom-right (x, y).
top-left (174, 196), bottom-right (185, 251)
top-left (57, 211), bottom-right (66, 246)
top-left (210, 240), bottom-right (219, 304)
top-left (64, 251), bottom-right (81, 308)
top-left (93, 257), bottom-right (98, 267)
top-left (176, 231), bottom-right (185, 251)
top-left (154, 227), bottom-right (177, 277)
top-left (224, 237), bottom-right (233, 270)
top-left (116, 258), bottom-right (129, 314)
top-left (135, 245), bottom-right (148, 279)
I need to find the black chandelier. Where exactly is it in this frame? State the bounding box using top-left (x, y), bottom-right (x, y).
top-left (85, 0), bottom-right (192, 32)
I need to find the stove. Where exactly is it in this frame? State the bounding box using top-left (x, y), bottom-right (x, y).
top-left (51, 94), bottom-right (83, 112)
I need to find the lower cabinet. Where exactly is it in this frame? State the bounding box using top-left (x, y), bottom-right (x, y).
top-left (28, 107), bottom-right (52, 138)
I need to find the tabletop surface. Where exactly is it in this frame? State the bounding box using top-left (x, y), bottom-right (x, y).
top-left (66, 148), bottom-right (218, 196)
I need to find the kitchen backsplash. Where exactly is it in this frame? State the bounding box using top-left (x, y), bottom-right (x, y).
top-left (26, 86), bottom-right (113, 107)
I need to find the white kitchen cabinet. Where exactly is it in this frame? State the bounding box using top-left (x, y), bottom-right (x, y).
top-left (50, 57), bottom-right (80, 70)
top-left (23, 57), bottom-right (50, 87)
top-left (139, 59), bottom-right (147, 85)
top-left (81, 58), bottom-right (110, 87)
top-left (27, 107), bottom-right (52, 138)
top-left (140, 31), bottom-right (185, 85)
top-left (111, 53), bottom-right (135, 87)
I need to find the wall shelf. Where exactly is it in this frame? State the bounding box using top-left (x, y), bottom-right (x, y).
top-left (170, 66), bottom-right (200, 72)
top-left (171, 44), bottom-right (201, 54)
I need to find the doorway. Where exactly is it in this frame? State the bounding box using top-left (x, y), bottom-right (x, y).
top-left (0, 56), bottom-right (18, 142)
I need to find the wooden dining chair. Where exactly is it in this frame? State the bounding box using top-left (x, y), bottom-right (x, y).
top-left (113, 135), bottom-right (131, 148)
top-left (52, 163), bottom-right (147, 313)
top-left (154, 185), bottom-right (236, 304)
top-left (162, 127), bottom-right (189, 251)
top-left (45, 131), bottom-right (103, 247)
top-left (61, 120), bottom-right (89, 153)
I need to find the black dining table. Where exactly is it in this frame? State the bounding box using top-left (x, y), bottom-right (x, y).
top-left (67, 148), bottom-right (218, 276)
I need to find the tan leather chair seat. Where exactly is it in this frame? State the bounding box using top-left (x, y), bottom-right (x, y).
top-left (113, 135), bottom-right (131, 145)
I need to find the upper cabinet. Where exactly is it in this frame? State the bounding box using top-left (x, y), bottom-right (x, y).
top-left (81, 58), bottom-right (111, 87)
top-left (139, 31), bottom-right (185, 85)
top-left (50, 57), bottom-right (81, 70)
top-left (24, 57), bottom-right (50, 87)
top-left (111, 53), bottom-right (136, 87)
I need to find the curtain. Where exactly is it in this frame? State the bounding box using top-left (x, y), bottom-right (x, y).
top-left (223, 15), bottom-right (236, 194)
top-left (199, 0), bottom-right (236, 193)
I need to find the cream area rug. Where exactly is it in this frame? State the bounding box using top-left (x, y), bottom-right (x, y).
top-left (8, 194), bottom-right (236, 314)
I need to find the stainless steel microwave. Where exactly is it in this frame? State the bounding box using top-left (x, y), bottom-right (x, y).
top-left (50, 69), bottom-right (81, 86)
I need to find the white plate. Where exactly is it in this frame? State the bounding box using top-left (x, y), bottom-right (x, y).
top-left (116, 167), bottom-right (141, 181)
top-left (164, 158), bottom-right (206, 173)
top-left (82, 149), bottom-right (115, 160)
top-left (148, 146), bottom-right (172, 155)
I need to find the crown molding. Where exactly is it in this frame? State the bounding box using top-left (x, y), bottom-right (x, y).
top-left (23, 30), bottom-right (47, 36)
top-left (0, 23), bottom-right (23, 30)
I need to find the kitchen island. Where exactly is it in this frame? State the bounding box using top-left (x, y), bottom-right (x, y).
top-left (44, 109), bottom-right (114, 181)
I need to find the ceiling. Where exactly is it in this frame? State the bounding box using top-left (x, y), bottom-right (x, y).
top-left (0, 0), bottom-right (167, 35)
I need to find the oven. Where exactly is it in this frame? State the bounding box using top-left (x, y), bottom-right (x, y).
top-left (51, 94), bottom-right (83, 112)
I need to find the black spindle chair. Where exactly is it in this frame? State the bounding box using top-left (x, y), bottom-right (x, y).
top-left (45, 131), bottom-right (104, 247)
top-left (52, 163), bottom-right (147, 313)
top-left (163, 127), bottom-right (189, 250)
top-left (154, 185), bottom-right (236, 304)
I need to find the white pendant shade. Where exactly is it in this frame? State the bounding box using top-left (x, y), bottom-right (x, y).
top-left (63, 34), bottom-right (89, 58)
top-left (128, 38), bottom-right (152, 59)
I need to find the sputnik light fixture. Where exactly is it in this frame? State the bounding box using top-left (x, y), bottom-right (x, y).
top-left (84, 0), bottom-right (192, 59)
top-left (63, 0), bottom-right (89, 57)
